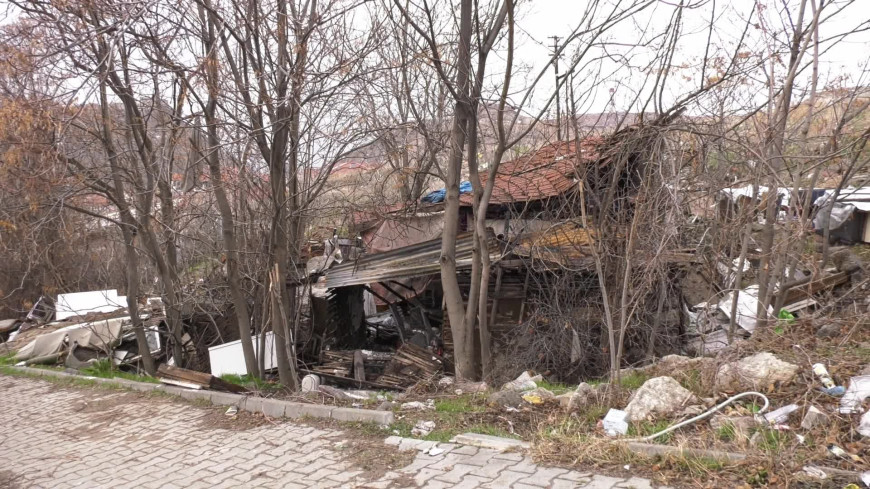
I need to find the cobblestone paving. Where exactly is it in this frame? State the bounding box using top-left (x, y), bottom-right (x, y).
top-left (0, 375), bottom-right (670, 488)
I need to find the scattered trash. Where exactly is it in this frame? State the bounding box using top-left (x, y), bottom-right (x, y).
top-left (813, 363), bottom-right (838, 390)
top-left (225, 406), bottom-right (238, 416)
top-left (858, 411), bottom-right (870, 437)
top-left (603, 409), bottom-right (629, 436)
top-left (861, 471), bottom-right (870, 487)
top-left (844, 484), bottom-right (861, 489)
top-left (828, 444), bottom-right (862, 463)
top-left (438, 377), bottom-right (455, 387)
top-left (811, 363), bottom-right (845, 396)
top-left (502, 371), bottom-right (541, 392)
top-left (301, 374), bottom-right (322, 393)
top-left (763, 404), bottom-right (799, 425)
top-left (801, 465), bottom-right (827, 479)
top-left (800, 405), bottom-right (829, 430)
top-left (796, 434), bottom-right (805, 444)
top-left (411, 420), bottom-right (436, 437)
top-left (623, 465), bottom-right (631, 471)
top-left (840, 376), bottom-right (870, 414)
top-left (401, 399), bottom-right (435, 411)
top-left (426, 445), bottom-right (446, 456)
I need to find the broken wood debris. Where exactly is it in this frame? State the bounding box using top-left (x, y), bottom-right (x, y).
top-left (157, 364), bottom-right (248, 394)
top-left (377, 343), bottom-right (444, 389)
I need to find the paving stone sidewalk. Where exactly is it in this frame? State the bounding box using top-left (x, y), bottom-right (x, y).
top-left (0, 374), bottom-right (671, 488)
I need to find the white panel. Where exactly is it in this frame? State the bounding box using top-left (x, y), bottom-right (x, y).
top-left (864, 213), bottom-right (870, 243)
top-left (208, 332), bottom-right (276, 377)
top-left (56, 290), bottom-right (127, 321)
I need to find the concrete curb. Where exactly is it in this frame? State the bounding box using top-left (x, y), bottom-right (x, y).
top-left (450, 433), bottom-right (530, 451)
top-left (624, 441), bottom-right (746, 463)
top-left (5, 366), bottom-right (393, 426)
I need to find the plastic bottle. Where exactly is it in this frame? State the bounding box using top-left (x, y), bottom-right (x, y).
top-left (812, 363), bottom-right (836, 390)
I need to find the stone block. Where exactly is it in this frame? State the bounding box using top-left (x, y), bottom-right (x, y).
top-left (241, 396), bottom-right (264, 413)
top-left (179, 389), bottom-right (211, 402)
top-left (283, 402), bottom-right (334, 420)
top-left (261, 399), bottom-right (286, 418)
top-left (332, 407), bottom-right (394, 425)
top-left (209, 391), bottom-right (243, 407)
top-left (450, 433), bottom-right (530, 452)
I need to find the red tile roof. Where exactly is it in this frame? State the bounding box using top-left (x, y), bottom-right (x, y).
top-left (460, 138), bottom-right (601, 205)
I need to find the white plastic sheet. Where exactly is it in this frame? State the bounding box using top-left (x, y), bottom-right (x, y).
top-left (55, 290), bottom-right (127, 321)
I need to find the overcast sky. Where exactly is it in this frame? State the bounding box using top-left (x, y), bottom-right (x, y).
top-left (501, 0), bottom-right (870, 114)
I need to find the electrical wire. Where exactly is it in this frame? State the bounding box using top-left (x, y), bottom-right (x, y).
top-left (621, 391), bottom-right (771, 442)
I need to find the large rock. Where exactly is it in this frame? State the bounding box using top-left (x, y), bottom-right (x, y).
top-left (624, 376), bottom-right (699, 421)
top-left (557, 382), bottom-right (596, 412)
top-left (487, 390), bottom-right (526, 409)
top-left (521, 388), bottom-right (555, 405)
top-left (714, 352), bottom-right (799, 391)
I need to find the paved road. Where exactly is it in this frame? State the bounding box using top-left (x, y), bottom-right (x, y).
top-left (0, 375), bottom-right (669, 488)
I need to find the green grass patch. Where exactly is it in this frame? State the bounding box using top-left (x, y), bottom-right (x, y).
top-left (579, 404), bottom-right (609, 427)
top-left (220, 373), bottom-right (282, 392)
top-left (717, 423), bottom-right (736, 442)
top-left (390, 420), bottom-right (414, 438)
top-left (80, 359), bottom-right (159, 383)
top-left (618, 370), bottom-right (650, 390)
top-left (677, 368), bottom-right (704, 394)
top-left (669, 455), bottom-right (725, 478)
top-left (536, 379), bottom-right (574, 395)
top-left (434, 395), bottom-right (485, 413)
top-left (628, 420), bottom-right (674, 444)
top-left (0, 352), bottom-right (16, 366)
top-left (753, 428), bottom-right (787, 452)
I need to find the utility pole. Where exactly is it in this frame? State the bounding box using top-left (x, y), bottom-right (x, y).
top-left (549, 35), bottom-right (561, 141)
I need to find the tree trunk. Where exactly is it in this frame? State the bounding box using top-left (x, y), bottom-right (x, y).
top-left (199, 3), bottom-right (259, 378)
top-left (439, 0), bottom-right (476, 380)
top-left (121, 226), bottom-right (155, 375)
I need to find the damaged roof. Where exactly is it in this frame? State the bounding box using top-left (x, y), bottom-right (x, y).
top-left (459, 138), bottom-right (601, 206)
top-left (323, 231), bottom-right (502, 288)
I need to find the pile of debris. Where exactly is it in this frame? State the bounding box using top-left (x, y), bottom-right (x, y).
top-left (685, 247), bottom-right (862, 355)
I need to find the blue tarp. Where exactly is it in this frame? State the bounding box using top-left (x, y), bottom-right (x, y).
top-left (421, 181), bottom-right (473, 203)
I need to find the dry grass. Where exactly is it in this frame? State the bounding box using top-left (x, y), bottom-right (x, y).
top-left (524, 315), bottom-right (870, 487)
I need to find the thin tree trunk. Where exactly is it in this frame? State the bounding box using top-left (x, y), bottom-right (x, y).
top-left (199, 3), bottom-right (259, 378)
top-left (440, 0), bottom-right (475, 380)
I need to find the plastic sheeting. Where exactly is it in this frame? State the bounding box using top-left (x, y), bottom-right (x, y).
top-left (420, 181), bottom-right (472, 203)
top-left (55, 290), bottom-right (127, 320)
top-left (14, 317), bottom-right (127, 361)
top-left (717, 285), bottom-right (771, 333)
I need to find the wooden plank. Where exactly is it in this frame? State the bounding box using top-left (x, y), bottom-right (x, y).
top-left (353, 350), bottom-right (365, 382)
top-left (157, 364), bottom-right (248, 393)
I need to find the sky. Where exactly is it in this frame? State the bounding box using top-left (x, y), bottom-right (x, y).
top-left (498, 0), bottom-right (870, 114)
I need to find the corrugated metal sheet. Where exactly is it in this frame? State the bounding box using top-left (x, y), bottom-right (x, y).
top-left (513, 221), bottom-right (596, 267)
top-left (324, 231), bottom-right (502, 288)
